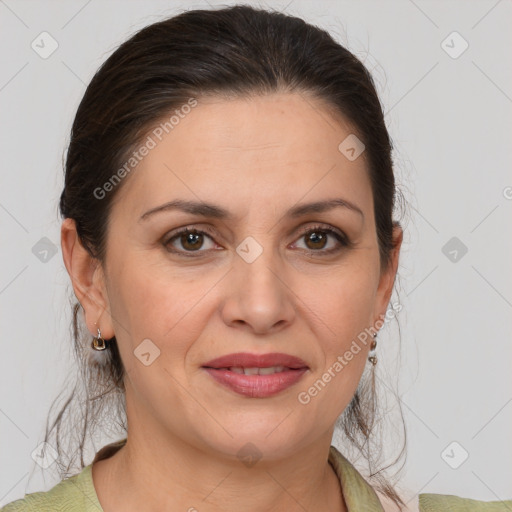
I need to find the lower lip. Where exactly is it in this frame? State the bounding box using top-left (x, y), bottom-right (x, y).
top-left (202, 367), bottom-right (308, 398)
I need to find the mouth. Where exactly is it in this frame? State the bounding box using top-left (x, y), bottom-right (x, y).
top-left (207, 365), bottom-right (303, 375)
top-left (201, 352), bottom-right (309, 398)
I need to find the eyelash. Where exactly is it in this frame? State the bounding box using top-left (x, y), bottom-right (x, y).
top-left (163, 224), bottom-right (352, 258)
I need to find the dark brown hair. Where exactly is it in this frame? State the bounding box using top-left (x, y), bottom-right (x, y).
top-left (47, 4), bottom-right (407, 509)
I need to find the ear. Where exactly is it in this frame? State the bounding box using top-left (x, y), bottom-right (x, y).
top-left (60, 218), bottom-right (115, 339)
top-left (373, 223), bottom-right (403, 326)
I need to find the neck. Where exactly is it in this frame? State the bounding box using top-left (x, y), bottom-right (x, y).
top-left (92, 427), bottom-right (346, 512)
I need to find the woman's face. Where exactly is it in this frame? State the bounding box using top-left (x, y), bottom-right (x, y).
top-left (84, 92), bottom-right (401, 460)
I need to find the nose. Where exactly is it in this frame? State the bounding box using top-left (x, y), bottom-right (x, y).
top-left (219, 246), bottom-right (296, 335)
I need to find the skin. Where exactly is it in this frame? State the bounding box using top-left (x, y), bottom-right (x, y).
top-left (61, 92), bottom-right (402, 512)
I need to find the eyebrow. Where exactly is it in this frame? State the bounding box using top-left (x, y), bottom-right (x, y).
top-left (139, 198), bottom-right (364, 222)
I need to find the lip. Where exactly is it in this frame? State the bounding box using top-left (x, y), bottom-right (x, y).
top-left (201, 352), bottom-right (309, 398)
top-left (203, 367), bottom-right (308, 398)
top-left (202, 352), bottom-right (309, 369)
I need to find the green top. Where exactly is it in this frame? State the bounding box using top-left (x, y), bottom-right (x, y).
top-left (2, 439), bottom-right (510, 511)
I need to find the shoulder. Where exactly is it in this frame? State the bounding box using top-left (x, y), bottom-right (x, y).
top-left (418, 493), bottom-right (512, 511)
top-left (0, 465), bottom-right (100, 512)
top-left (375, 489), bottom-right (512, 512)
top-left (328, 445), bottom-right (511, 512)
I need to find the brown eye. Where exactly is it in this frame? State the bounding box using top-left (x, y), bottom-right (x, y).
top-left (293, 225), bottom-right (350, 255)
top-left (304, 230), bottom-right (328, 250)
top-left (180, 231), bottom-right (204, 251)
top-left (164, 228), bottom-right (216, 254)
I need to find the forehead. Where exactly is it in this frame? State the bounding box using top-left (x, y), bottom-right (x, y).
top-left (112, 92), bottom-right (372, 221)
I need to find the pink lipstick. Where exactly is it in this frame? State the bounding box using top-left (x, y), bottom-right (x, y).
top-left (202, 352), bottom-right (309, 398)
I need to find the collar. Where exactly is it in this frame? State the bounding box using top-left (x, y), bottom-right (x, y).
top-left (328, 445), bottom-right (385, 511)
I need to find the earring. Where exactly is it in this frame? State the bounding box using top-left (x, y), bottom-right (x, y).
top-left (88, 327), bottom-right (110, 367)
top-left (368, 332), bottom-right (378, 366)
top-left (92, 328), bottom-right (108, 350)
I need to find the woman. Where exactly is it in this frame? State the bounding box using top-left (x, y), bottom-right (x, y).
top-left (2, 5), bottom-right (510, 512)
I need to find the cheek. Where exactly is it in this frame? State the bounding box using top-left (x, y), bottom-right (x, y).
top-left (106, 262), bottom-right (207, 414)
top-left (300, 259), bottom-right (378, 340)
top-left (298, 278), bottom-right (373, 425)
top-left (296, 259), bottom-right (376, 410)
top-left (106, 252), bottom-right (217, 365)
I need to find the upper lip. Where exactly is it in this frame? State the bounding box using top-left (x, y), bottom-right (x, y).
top-left (202, 352), bottom-right (309, 369)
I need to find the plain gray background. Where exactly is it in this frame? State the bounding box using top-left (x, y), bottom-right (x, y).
top-left (1, 0), bottom-right (511, 506)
